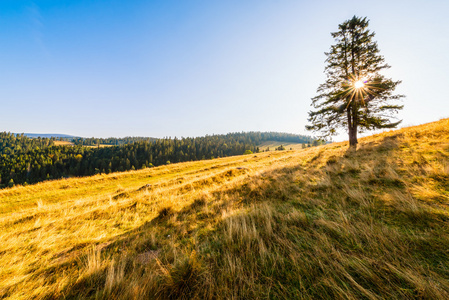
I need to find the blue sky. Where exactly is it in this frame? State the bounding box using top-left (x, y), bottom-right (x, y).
top-left (1, 0), bottom-right (448, 139)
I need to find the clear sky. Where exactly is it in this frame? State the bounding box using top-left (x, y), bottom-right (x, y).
top-left (1, 0), bottom-right (448, 139)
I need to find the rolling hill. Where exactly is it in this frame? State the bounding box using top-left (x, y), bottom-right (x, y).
top-left (1, 119), bottom-right (449, 299)
top-left (22, 133), bottom-right (79, 139)
top-left (258, 141), bottom-right (307, 151)
top-left (1, 131), bottom-right (316, 188)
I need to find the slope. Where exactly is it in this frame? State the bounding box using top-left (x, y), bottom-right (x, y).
top-left (1, 119), bottom-right (448, 299)
top-left (258, 140), bottom-right (306, 151)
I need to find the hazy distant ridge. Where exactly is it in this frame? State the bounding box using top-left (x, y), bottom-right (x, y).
top-left (19, 133), bottom-right (79, 139)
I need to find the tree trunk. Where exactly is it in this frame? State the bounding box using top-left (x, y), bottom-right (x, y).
top-left (348, 94), bottom-right (359, 147)
top-left (349, 126), bottom-right (358, 147)
top-left (347, 105), bottom-right (358, 147)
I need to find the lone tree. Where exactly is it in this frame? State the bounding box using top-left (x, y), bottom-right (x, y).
top-left (306, 16), bottom-right (404, 147)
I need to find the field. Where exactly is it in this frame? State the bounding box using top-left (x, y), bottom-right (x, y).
top-left (258, 141), bottom-right (306, 151)
top-left (1, 119), bottom-right (449, 299)
top-left (53, 141), bottom-right (113, 148)
top-left (53, 141), bottom-right (75, 146)
top-left (84, 144), bottom-right (114, 148)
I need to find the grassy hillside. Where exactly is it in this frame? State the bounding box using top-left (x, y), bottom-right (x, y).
top-left (1, 119), bottom-right (449, 299)
top-left (53, 141), bottom-right (75, 146)
top-left (258, 141), bottom-right (306, 151)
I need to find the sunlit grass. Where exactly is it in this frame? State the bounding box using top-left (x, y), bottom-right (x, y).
top-left (1, 119), bottom-right (449, 299)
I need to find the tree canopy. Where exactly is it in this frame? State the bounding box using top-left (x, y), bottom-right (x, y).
top-left (306, 16), bottom-right (404, 146)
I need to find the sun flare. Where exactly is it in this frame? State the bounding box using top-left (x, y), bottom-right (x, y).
top-left (354, 80), bottom-right (365, 89)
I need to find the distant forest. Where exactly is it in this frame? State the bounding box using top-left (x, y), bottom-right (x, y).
top-left (71, 136), bottom-right (159, 146)
top-left (0, 131), bottom-right (320, 188)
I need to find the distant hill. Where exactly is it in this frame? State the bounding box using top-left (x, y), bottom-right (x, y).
top-left (21, 133), bottom-right (79, 139)
top-left (1, 131), bottom-right (320, 187)
top-left (1, 119), bottom-right (448, 299)
top-left (258, 141), bottom-right (306, 151)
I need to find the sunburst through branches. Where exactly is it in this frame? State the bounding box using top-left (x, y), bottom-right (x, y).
top-left (354, 79), bottom-right (364, 89)
top-left (342, 74), bottom-right (383, 108)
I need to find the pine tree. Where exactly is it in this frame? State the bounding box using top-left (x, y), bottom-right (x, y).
top-left (306, 16), bottom-right (404, 147)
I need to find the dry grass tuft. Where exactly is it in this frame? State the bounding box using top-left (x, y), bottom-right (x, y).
top-left (157, 251), bottom-right (202, 299)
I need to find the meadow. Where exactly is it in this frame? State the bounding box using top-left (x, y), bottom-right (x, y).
top-left (257, 141), bottom-right (306, 151)
top-left (1, 119), bottom-right (448, 299)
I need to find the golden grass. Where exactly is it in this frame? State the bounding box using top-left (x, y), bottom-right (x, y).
top-left (258, 140), bottom-right (307, 151)
top-left (1, 119), bottom-right (449, 299)
top-left (53, 141), bottom-right (74, 146)
top-left (52, 141), bottom-right (112, 147)
top-left (84, 144), bottom-right (114, 148)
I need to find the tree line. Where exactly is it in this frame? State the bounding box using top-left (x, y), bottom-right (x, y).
top-left (0, 131), bottom-right (316, 188)
top-left (70, 136), bottom-right (159, 146)
top-left (0, 132), bottom-right (55, 155)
